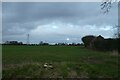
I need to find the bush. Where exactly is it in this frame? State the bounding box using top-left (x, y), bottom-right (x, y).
top-left (81, 35), bottom-right (96, 48)
top-left (82, 35), bottom-right (119, 52)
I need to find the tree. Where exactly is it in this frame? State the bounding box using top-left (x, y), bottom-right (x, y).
top-left (81, 35), bottom-right (96, 48)
top-left (114, 25), bottom-right (120, 38)
top-left (101, 0), bottom-right (120, 39)
top-left (100, 0), bottom-right (112, 13)
top-left (100, 0), bottom-right (120, 13)
top-left (91, 35), bottom-right (105, 50)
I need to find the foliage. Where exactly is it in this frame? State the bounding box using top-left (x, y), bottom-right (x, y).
top-left (81, 35), bottom-right (96, 48)
top-left (82, 35), bottom-right (118, 51)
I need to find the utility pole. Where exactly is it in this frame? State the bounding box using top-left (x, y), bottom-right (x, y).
top-left (27, 34), bottom-right (29, 45)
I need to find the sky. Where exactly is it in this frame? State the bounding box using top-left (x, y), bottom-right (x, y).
top-left (2, 2), bottom-right (118, 44)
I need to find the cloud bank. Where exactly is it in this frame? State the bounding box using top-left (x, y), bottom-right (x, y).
top-left (2, 2), bottom-right (118, 43)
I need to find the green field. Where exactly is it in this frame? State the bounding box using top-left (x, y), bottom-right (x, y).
top-left (2, 45), bottom-right (119, 78)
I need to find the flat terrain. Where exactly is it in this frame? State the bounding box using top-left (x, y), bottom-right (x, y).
top-left (2, 45), bottom-right (119, 78)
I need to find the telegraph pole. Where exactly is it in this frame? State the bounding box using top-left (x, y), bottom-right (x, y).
top-left (27, 34), bottom-right (29, 45)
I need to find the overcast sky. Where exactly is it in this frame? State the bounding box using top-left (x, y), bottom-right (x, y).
top-left (2, 2), bottom-right (118, 44)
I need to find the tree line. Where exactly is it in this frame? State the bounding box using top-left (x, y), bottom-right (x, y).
top-left (82, 35), bottom-right (119, 52)
top-left (2, 41), bottom-right (83, 46)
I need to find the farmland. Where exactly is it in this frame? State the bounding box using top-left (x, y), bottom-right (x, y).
top-left (2, 45), bottom-right (119, 78)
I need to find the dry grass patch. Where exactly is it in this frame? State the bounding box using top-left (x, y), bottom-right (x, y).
top-left (110, 50), bottom-right (119, 56)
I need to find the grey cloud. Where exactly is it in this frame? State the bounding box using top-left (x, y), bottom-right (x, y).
top-left (3, 2), bottom-right (117, 25)
top-left (2, 2), bottom-right (118, 43)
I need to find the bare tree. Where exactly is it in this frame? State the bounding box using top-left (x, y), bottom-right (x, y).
top-left (101, 0), bottom-right (120, 38)
top-left (115, 25), bottom-right (120, 38)
top-left (100, 0), bottom-right (112, 13)
top-left (100, 0), bottom-right (118, 13)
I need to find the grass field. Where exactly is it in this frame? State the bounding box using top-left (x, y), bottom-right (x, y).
top-left (2, 45), bottom-right (119, 78)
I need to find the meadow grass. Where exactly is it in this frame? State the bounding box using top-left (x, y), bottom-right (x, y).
top-left (2, 45), bottom-right (119, 78)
